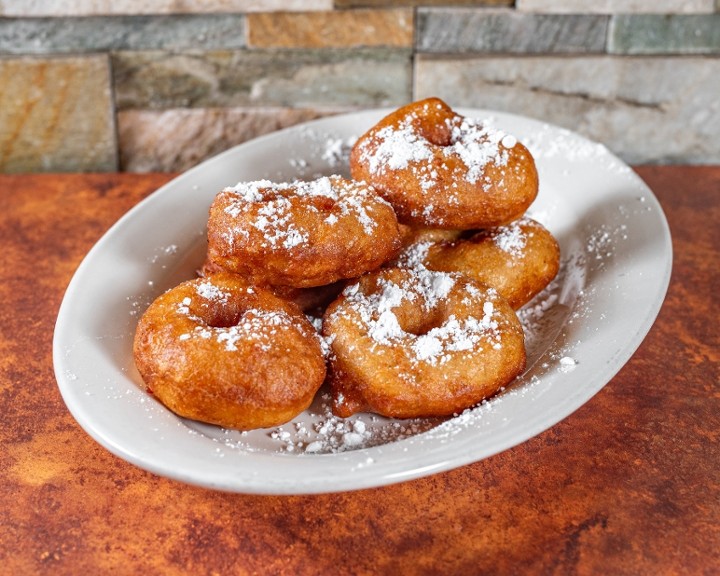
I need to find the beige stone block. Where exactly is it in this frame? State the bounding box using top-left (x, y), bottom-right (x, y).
top-left (118, 106), bottom-right (346, 172)
top-left (0, 0), bottom-right (332, 16)
top-left (0, 56), bottom-right (116, 173)
top-left (516, 0), bottom-right (714, 13)
top-left (247, 9), bottom-right (413, 48)
top-left (414, 55), bottom-right (720, 164)
top-left (335, 0), bottom-right (512, 6)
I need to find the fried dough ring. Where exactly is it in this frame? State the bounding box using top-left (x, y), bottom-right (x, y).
top-left (207, 175), bottom-right (401, 288)
top-left (322, 267), bottom-right (526, 419)
top-left (395, 217), bottom-right (560, 310)
top-left (350, 97), bottom-right (538, 229)
top-left (133, 273), bottom-right (326, 430)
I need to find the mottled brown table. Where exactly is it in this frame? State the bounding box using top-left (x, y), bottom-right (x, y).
top-left (1, 168), bottom-right (718, 575)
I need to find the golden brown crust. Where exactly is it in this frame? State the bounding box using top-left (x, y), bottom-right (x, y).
top-left (199, 255), bottom-right (345, 315)
top-left (133, 273), bottom-right (326, 430)
top-left (322, 267), bottom-right (526, 419)
top-left (206, 175), bottom-right (401, 288)
top-left (350, 97), bottom-right (538, 229)
top-left (398, 223), bottom-right (463, 247)
top-left (416, 217), bottom-right (561, 310)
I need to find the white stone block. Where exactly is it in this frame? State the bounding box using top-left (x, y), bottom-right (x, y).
top-left (0, 0), bottom-right (332, 17)
top-left (516, 0), bottom-right (714, 14)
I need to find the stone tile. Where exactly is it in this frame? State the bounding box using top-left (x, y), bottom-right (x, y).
top-left (118, 107), bottom-right (345, 172)
top-left (0, 0), bottom-right (331, 16)
top-left (112, 48), bottom-right (412, 109)
top-left (336, 0), bottom-right (511, 6)
top-left (414, 55), bottom-right (720, 164)
top-left (516, 0), bottom-right (715, 13)
top-left (0, 56), bottom-right (116, 173)
top-left (609, 15), bottom-right (720, 54)
top-left (0, 15), bottom-right (246, 55)
top-left (417, 9), bottom-right (608, 53)
top-left (247, 9), bottom-right (413, 48)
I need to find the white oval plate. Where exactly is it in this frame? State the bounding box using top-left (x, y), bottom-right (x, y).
top-left (53, 108), bottom-right (672, 494)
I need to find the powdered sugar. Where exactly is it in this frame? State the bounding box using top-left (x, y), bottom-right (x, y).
top-left (195, 280), bottom-right (230, 303)
top-left (225, 177), bottom-right (337, 205)
top-left (412, 308), bottom-right (501, 365)
top-left (219, 176), bottom-right (390, 251)
top-left (394, 240), bottom-right (433, 269)
top-left (492, 218), bottom-right (532, 257)
top-left (358, 107), bottom-right (514, 190)
top-left (446, 116), bottom-right (511, 184)
top-left (174, 288), bottom-right (296, 352)
top-left (331, 269), bottom-right (506, 366)
top-left (363, 122), bottom-right (435, 175)
top-left (559, 356), bottom-right (578, 372)
top-left (218, 309), bottom-right (294, 351)
top-left (223, 180), bottom-right (272, 204)
top-left (255, 390), bottom-right (436, 455)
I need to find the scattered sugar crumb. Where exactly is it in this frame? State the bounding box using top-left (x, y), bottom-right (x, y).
top-left (559, 356), bottom-right (578, 372)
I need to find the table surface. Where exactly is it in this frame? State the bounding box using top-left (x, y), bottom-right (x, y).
top-left (1, 167), bottom-right (718, 575)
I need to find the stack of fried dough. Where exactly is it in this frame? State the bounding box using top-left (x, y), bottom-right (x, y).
top-left (133, 98), bottom-right (560, 430)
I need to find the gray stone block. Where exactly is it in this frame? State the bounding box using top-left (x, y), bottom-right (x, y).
top-left (609, 14), bottom-right (720, 54)
top-left (417, 9), bottom-right (609, 53)
top-left (0, 15), bottom-right (246, 54)
top-left (414, 55), bottom-right (720, 164)
top-left (113, 48), bottom-right (413, 109)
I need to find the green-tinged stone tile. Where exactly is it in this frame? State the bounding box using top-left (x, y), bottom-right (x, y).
top-left (112, 48), bottom-right (412, 109)
top-left (414, 55), bottom-right (720, 164)
top-left (417, 9), bottom-right (608, 53)
top-left (609, 14), bottom-right (720, 54)
top-left (0, 15), bottom-right (246, 55)
top-left (0, 56), bottom-right (116, 173)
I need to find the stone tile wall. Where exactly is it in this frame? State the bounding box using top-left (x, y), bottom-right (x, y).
top-left (0, 0), bottom-right (718, 173)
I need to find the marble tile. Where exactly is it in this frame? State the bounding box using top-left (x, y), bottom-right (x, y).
top-left (0, 56), bottom-right (116, 173)
top-left (0, 0), bottom-right (331, 16)
top-left (247, 9), bottom-right (413, 48)
top-left (112, 48), bottom-right (412, 109)
top-left (0, 15), bottom-right (246, 54)
top-left (516, 0), bottom-right (715, 13)
top-left (118, 106), bottom-right (345, 172)
top-left (609, 14), bottom-right (720, 54)
top-left (417, 9), bottom-right (608, 53)
top-left (414, 55), bottom-right (720, 164)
